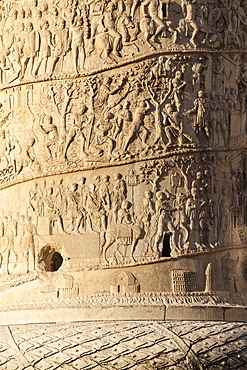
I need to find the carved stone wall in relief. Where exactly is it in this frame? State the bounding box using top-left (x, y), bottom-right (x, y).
top-left (0, 0), bottom-right (247, 83)
top-left (0, 0), bottom-right (246, 328)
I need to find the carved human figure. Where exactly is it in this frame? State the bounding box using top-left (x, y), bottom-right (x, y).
top-left (4, 8), bottom-right (18, 33)
top-left (17, 214), bottom-right (25, 258)
top-left (21, 216), bottom-right (36, 273)
top-left (212, 55), bottom-right (225, 91)
top-left (209, 184), bottom-right (219, 243)
top-left (116, 12), bottom-right (134, 46)
top-left (88, 0), bottom-right (104, 41)
top-left (163, 104), bottom-right (182, 147)
top-left (77, 177), bottom-right (88, 232)
top-left (66, 183), bottom-right (83, 234)
top-left (21, 22), bottom-right (40, 78)
top-left (43, 187), bottom-right (65, 234)
top-left (16, 21), bottom-right (26, 61)
top-left (75, 177), bottom-right (85, 206)
top-left (1, 28), bottom-right (17, 76)
top-left (17, 136), bottom-right (38, 174)
top-left (0, 216), bottom-right (8, 274)
top-left (111, 173), bottom-right (127, 223)
top-left (141, 0), bottom-right (165, 42)
top-left (8, 25), bottom-right (24, 77)
top-left (94, 76), bottom-right (119, 112)
top-left (38, 180), bottom-right (47, 217)
top-left (85, 179), bottom-right (101, 232)
top-left (198, 194), bottom-right (211, 246)
top-left (196, 3), bottom-right (209, 43)
top-left (33, 9), bottom-right (43, 31)
top-left (0, 130), bottom-right (10, 171)
top-left (123, 0), bottom-right (136, 17)
top-left (123, 100), bottom-right (150, 152)
top-left (6, 133), bottom-right (21, 173)
top-left (187, 90), bottom-right (210, 138)
top-left (205, 262), bottom-right (212, 292)
top-left (224, 0), bottom-right (246, 48)
top-left (215, 93), bottom-right (227, 147)
top-left (231, 169), bottom-right (243, 226)
top-left (153, 191), bottom-right (176, 256)
top-left (102, 2), bottom-right (122, 57)
top-left (99, 175), bottom-right (112, 213)
top-left (113, 102), bottom-right (131, 149)
top-left (62, 0), bottom-right (77, 28)
top-left (140, 14), bottom-right (156, 49)
top-left (50, 19), bottom-right (69, 76)
top-left (191, 56), bottom-right (208, 87)
top-left (38, 115), bottom-right (58, 160)
top-left (209, 91), bottom-right (219, 146)
top-left (138, 190), bottom-right (155, 240)
top-left (118, 200), bottom-right (134, 225)
top-left (0, 33), bottom-right (11, 82)
top-left (163, 103), bottom-right (196, 147)
top-left (223, 91), bottom-right (232, 143)
top-left (175, 192), bottom-right (189, 250)
top-left (181, 0), bottom-right (199, 47)
top-left (33, 20), bottom-right (53, 76)
top-left (218, 186), bottom-right (229, 246)
top-left (170, 71), bottom-right (186, 113)
top-left (238, 55), bottom-right (247, 95)
top-left (25, 7), bottom-right (33, 25)
top-left (150, 56), bottom-right (166, 83)
top-left (55, 178), bottom-right (66, 217)
top-left (69, 17), bottom-right (85, 74)
top-left (46, 5), bottom-right (59, 30)
top-left (170, 172), bottom-right (183, 193)
top-left (191, 171), bottom-right (208, 193)
top-left (28, 182), bottom-right (39, 219)
top-left (89, 113), bottom-right (114, 159)
top-left (2, 214), bottom-right (18, 275)
top-left (186, 187), bottom-right (200, 250)
top-left (63, 107), bottom-right (87, 160)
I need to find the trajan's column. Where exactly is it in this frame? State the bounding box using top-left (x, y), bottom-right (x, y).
top-left (0, 0), bottom-right (246, 368)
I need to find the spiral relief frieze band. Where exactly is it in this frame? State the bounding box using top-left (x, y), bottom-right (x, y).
top-left (0, 0), bottom-right (246, 326)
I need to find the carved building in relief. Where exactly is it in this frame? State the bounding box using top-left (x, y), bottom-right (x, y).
top-left (0, 0), bottom-right (246, 332)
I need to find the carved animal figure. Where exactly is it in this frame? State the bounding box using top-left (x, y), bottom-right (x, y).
top-left (92, 31), bottom-right (116, 63)
top-left (101, 224), bottom-right (144, 263)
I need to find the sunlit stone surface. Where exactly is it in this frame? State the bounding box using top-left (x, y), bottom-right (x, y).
top-left (0, 0), bottom-right (246, 367)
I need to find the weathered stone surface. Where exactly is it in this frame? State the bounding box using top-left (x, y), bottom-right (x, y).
top-left (0, 321), bottom-right (245, 369)
top-left (0, 0), bottom-right (246, 365)
top-left (0, 0), bottom-right (246, 318)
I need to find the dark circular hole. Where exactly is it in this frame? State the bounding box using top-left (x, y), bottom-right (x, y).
top-left (38, 246), bottom-right (63, 272)
top-left (51, 252), bottom-right (63, 272)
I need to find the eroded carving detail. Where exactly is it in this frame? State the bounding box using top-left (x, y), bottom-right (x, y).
top-left (0, 0), bottom-right (247, 85)
top-left (0, 0), bottom-right (246, 324)
top-left (0, 50), bottom-right (245, 187)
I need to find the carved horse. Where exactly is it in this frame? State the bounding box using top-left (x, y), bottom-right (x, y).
top-left (89, 31), bottom-right (117, 64)
top-left (101, 223), bottom-right (144, 263)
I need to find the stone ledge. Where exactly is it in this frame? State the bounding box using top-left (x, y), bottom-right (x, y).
top-left (0, 306), bottom-right (166, 326)
top-left (0, 304), bottom-right (246, 325)
top-left (166, 306), bottom-right (247, 322)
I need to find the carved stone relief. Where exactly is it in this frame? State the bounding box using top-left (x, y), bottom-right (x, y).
top-left (110, 271), bottom-right (140, 294)
top-left (0, 150), bottom-right (245, 279)
top-left (0, 51), bottom-right (245, 188)
top-left (0, 0), bottom-right (246, 324)
top-left (0, 0), bottom-right (247, 86)
top-left (172, 270), bottom-right (199, 293)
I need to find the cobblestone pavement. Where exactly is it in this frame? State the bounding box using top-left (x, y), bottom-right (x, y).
top-left (0, 321), bottom-right (245, 369)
